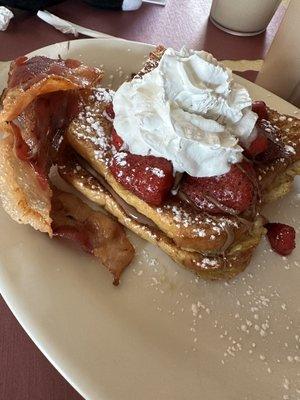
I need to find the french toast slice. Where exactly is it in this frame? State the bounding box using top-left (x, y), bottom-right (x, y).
top-left (59, 156), bottom-right (264, 279)
top-left (66, 88), bottom-right (263, 256)
top-left (62, 46), bottom-right (300, 279)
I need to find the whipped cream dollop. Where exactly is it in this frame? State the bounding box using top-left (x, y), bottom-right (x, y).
top-left (113, 47), bottom-right (258, 177)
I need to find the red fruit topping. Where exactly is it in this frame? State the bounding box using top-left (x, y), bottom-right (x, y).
top-left (252, 101), bottom-right (269, 121)
top-left (265, 223), bottom-right (296, 256)
top-left (110, 151), bottom-right (174, 206)
top-left (181, 161), bottom-right (256, 214)
top-left (105, 103), bottom-right (115, 120)
top-left (256, 139), bottom-right (283, 162)
top-left (255, 120), bottom-right (287, 163)
top-left (244, 131), bottom-right (269, 158)
top-left (111, 127), bottom-right (124, 151)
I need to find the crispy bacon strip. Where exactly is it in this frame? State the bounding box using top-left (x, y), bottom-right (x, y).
top-left (51, 190), bottom-right (135, 285)
top-left (0, 57), bottom-right (135, 279)
top-left (0, 56), bottom-right (103, 234)
top-left (13, 91), bottom-right (80, 181)
top-left (0, 56), bottom-right (102, 122)
top-left (0, 123), bottom-right (53, 233)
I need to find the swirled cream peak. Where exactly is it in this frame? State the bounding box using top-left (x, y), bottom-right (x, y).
top-left (113, 47), bottom-right (258, 177)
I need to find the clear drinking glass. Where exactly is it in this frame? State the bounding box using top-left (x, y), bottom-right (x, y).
top-left (210, 0), bottom-right (281, 36)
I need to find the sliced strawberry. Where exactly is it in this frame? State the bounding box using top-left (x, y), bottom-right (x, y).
top-left (111, 127), bottom-right (124, 151)
top-left (252, 101), bottom-right (269, 121)
top-left (244, 130), bottom-right (269, 158)
top-left (255, 120), bottom-right (286, 163)
top-left (255, 139), bottom-right (283, 162)
top-left (110, 151), bottom-right (174, 206)
top-left (105, 103), bottom-right (115, 120)
top-left (245, 116), bottom-right (286, 161)
top-left (181, 161), bottom-right (256, 214)
top-left (265, 223), bottom-right (296, 256)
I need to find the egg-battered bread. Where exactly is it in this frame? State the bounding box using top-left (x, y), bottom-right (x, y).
top-left (61, 46), bottom-right (300, 279)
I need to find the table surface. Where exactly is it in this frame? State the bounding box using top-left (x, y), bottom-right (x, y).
top-left (0, 1), bottom-right (286, 399)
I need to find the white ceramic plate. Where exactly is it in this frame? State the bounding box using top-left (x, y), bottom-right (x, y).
top-left (0, 39), bottom-right (299, 400)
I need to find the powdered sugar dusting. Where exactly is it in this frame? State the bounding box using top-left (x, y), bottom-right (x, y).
top-left (72, 88), bottom-right (115, 165)
top-left (127, 185), bottom-right (300, 399)
top-left (114, 152), bottom-right (128, 167)
top-left (202, 258), bottom-right (218, 267)
top-left (284, 145), bottom-right (296, 155)
top-left (192, 228), bottom-right (206, 237)
top-left (145, 166), bottom-right (165, 178)
top-left (94, 88), bottom-right (114, 103)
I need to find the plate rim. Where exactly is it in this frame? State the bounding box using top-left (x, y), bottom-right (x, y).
top-left (0, 37), bottom-right (299, 400)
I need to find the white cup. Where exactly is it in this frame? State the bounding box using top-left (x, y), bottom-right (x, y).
top-left (256, 0), bottom-right (300, 107)
top-left (210, 0), bottom-right (281, 36)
